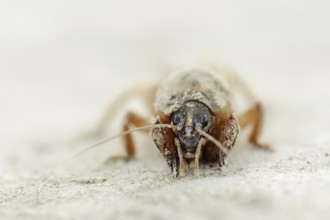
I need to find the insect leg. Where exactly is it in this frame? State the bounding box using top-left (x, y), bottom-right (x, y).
top-left (122, 112), bottom-right (150, 159)
top-left (104, 112), bottom-right (150, 163)
top-left (238, 103), bottom-right (270, 149)
top-left (194, 138), bottom-right (206, 177)
top-left (175, 138), bottom-right (188, 177)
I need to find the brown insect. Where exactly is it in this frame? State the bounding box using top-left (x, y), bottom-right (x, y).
top-left (78, 68), bottom-right (269, 177)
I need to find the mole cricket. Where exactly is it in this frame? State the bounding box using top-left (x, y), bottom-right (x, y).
top-left (79, 68), bottom-right (269, 177)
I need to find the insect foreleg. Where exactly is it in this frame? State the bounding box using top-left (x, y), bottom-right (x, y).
top-left (194, 138), bottom-right (206, 177)
top-left (175, 138), bottom-right (188, 177)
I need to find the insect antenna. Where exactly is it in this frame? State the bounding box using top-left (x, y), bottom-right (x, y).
top-left (196, 128), bottom-right (228, 156)
top-left (74, 124), bottom-right (175, 158)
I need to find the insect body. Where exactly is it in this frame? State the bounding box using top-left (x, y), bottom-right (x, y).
top-left (87, 68), bottom-right (268, 177)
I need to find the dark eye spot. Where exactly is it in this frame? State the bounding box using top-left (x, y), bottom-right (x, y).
top-left (172, 114), bottom-right (181, 125)
top-left (200, 114), bottom-right (208, 127)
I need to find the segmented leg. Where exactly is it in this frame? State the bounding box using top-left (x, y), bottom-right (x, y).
top-left (124, 112), bottom-right (151, 158)
top-left (238, 103), bottom-right (269, 149)
top-left (104, 112), bottom-right (150, 163)
top-left (194, 138), bottom-right (206, 176)
top-left (175, 138), bottom-right (188, 177)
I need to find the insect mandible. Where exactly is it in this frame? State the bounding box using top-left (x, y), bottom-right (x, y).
top-left (79, 68), bottom-right (269, 177)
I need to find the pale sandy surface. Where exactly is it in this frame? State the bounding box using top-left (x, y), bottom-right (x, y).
top-left (1, 1), bottom-right (330, 220)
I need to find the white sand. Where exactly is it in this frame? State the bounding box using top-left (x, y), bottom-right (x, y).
top-left (1, 1), bottom-right (330, 220)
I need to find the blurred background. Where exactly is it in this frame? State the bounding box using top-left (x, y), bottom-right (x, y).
top-left (1, 0), bottom-right (330, 219)
top-left (1, 0), bottom-right (330, 164)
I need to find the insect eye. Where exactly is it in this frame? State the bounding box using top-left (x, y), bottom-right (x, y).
top-left (172, 114), bottom-right (181, 125)
top-left (200, 114), bottom-right (208, 126)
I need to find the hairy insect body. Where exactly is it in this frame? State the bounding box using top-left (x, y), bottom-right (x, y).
top-left (88, 67), bottom-right (267, 177)
top-left (152, 69), bottom-right (240, 175)
top-left (154, 69), bottom-right (230, 116)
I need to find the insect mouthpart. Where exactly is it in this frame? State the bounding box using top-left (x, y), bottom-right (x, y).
top-left (181, 127), bottom-right (201, 147)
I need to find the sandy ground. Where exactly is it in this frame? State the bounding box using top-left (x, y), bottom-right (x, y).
top-left (1, 1), bottom-right (330, 220)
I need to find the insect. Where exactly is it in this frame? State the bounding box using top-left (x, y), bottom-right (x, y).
top-left (79, 68), bottom-right (269, 177)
